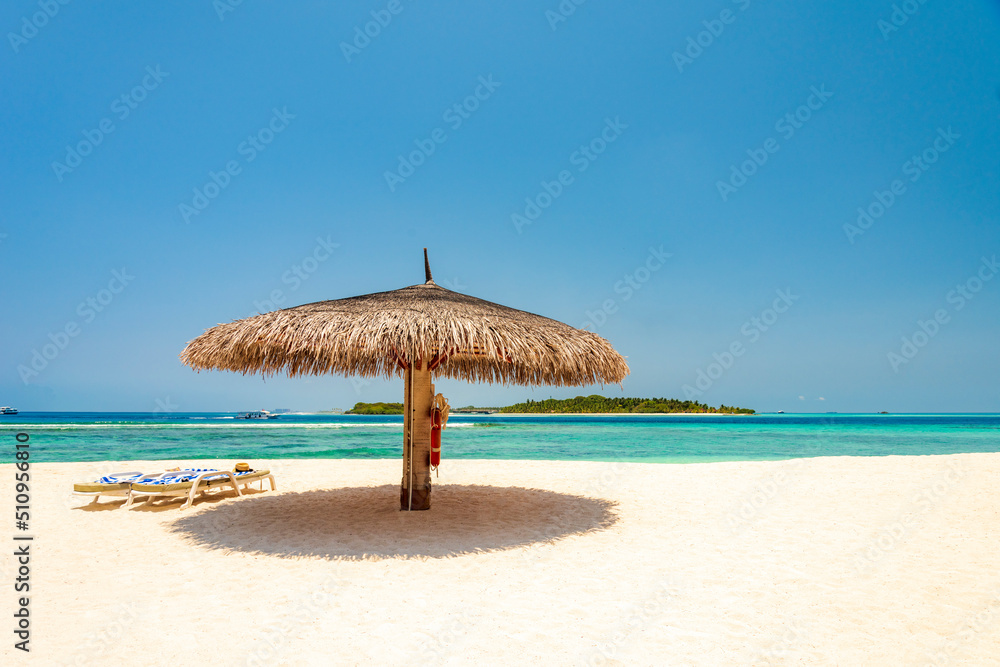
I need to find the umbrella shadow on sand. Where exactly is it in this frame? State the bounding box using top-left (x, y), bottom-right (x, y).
top-left (169, 484), bottom-right (618, 560)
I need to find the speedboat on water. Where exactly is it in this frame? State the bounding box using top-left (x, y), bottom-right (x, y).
top-left (0, 406), bottom-right (17, 415)
top-left (236, 410), bottom-right (278, 420)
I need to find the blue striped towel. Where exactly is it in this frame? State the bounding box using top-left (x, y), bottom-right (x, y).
top-left (136, 469), bottom-right (261, 486)
top-left (95, 469), bottom-right (217, 485)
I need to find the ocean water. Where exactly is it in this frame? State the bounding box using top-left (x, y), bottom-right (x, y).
top-left (2, 413), bottom-right (999, 464)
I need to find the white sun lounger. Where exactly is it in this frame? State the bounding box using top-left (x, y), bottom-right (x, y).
top-left (72, 471), bottom-right (146, 502)
top-left (126, 469), bottom-right (276, 510)
top-left (72, 469), bottom-right (217, 504)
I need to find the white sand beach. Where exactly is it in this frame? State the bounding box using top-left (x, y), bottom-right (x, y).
top-left (3, 454), bottom-right (999, 665)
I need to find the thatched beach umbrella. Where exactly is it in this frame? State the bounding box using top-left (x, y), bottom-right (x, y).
top-left (180, 250), bottom-right (629, 510)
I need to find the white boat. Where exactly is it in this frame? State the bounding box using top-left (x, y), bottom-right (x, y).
top-left (0, 406), bottom-right (17, 415)
top-left (236, 410), bottom-right (278, 420)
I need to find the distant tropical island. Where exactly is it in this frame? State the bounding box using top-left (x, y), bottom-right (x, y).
top-left (345, 396), bottom-right (754, 415)
top-left (500, 396), bottom-right (754, 414)
top-left (344, 402), bottom-right (404, 415)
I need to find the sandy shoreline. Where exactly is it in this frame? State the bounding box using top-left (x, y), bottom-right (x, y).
top-left (3, 455), bottom-right (999, 665)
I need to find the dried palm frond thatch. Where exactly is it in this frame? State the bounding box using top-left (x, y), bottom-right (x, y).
top-left (180, 281), bottom-right (629, 387)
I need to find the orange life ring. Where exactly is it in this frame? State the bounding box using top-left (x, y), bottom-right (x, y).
top-left (430, 407), bottom-right (442, 467)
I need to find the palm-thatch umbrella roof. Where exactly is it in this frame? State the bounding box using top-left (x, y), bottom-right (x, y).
top-left (180, 268), bottom-right (628, 386)
top-left (180, 250), bottom-right (628, 511)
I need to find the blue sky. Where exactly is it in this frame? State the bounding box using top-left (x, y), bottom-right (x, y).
top-left (2, 1), bottom-right (998, 413)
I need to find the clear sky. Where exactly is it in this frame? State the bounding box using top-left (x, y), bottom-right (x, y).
top-left (2, 1), bottom-right (999, 413)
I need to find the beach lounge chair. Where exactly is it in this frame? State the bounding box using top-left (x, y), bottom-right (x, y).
top-left (73, 471), bottom-right (145, 502)
top-left (73, 469), bottom-right (218, 504)
top-left (125, 468), bottom-right (276, 510)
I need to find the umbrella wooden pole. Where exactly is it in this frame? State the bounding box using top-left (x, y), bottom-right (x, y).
top-left (400, 360), bottom-right (433, 510)
top-left (401, 365), bottom-right (412, 507)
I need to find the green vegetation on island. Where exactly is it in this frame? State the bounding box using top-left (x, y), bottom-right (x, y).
top-left (346, 396), bottom-right (754, 415)
top-left (346, 402), bottom-right (404, 415)
top-left (499, 395), bottom-right (754, 414)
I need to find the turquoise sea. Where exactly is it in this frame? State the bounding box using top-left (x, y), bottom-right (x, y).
top-left (2, 413), bottom-right (999, 463)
